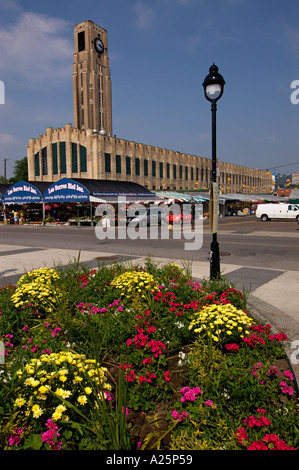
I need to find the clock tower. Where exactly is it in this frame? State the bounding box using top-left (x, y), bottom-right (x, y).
top-left (73, 20), bottom-right (112, 135)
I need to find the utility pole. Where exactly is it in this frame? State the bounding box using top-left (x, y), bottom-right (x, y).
top-left (4, 158), bottom-right (9, 183)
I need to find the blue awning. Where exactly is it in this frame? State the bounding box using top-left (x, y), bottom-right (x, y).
top-left (43, 178), bottom-right (90, 202)
top-left (3, 181), bottom-right (42, 203)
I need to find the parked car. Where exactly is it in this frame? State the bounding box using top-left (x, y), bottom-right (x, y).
top-left (255, 203), bottom-right (299, 221)
top-left (126, 207), bottom-right (166, 226)
top-left (166, 211), bottom-right (192, 224)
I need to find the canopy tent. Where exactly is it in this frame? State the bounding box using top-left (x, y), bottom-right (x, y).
top-left (43, 178), bottom-right (156, 203)
top-left (155, 191), bottom-right (207, 203)
top-left (3, 181), bottom-right (45, 204)
top-left (1, 178), bottom-right (156, 204)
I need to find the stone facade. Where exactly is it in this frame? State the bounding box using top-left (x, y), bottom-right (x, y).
top-left (73, 20), bottom-right (112, 135)
top-left (27, 20), bottom-right (272, 193)
top-left (27, 124), bottom-right (272, 193)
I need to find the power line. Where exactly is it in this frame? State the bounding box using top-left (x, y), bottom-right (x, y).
top-left (262, 161), bottom-right (299, 171)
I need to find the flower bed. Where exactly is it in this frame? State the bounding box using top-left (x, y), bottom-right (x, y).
top-left (0, 259), bottom-right (298, 451)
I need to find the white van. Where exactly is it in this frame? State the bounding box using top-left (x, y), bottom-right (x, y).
top-left (255, 203), bottom-right (299, 221)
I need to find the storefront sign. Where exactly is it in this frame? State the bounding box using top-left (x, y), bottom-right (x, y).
top-left (4, 181), bottom-right (42, 203)
top-left (43, 178), bottom-right (90, 202)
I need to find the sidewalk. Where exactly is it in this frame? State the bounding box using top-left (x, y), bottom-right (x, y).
top-left (0, 244), bottom-right (298, 390)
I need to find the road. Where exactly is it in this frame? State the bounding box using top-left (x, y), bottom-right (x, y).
top-left (0, 216), bottom-right (298, 273)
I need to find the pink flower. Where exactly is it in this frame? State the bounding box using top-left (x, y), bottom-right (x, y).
top-left (180, 386), bottom-right (201, 402)
top-left (147, 326), bottom-right (156, 334)
top-left (225, 343), bottom-right (240, 351)
top-left (247, 440), bottom-right (268, 450)
top-left (172, 410), bottom-right (189, 422)
top-left (204, 400), bottom-right (214, 407)
top-left (142, 357), bottom-right (153, 365)
top-left (164, 371), bottom-right (171, 382)
top-left (280, 381), bottom-right (294, 396)
top-left (8, 428), bottom-right (26, 446)
top-left (235, 427), bottom-right (248, 445)
top-left (283, 370), bottom-right (294, 381)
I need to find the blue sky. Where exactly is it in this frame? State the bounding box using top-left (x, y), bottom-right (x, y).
top-left (0, 0), bottom-right (299, 179)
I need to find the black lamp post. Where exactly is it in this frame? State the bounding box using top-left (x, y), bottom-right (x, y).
top-left (202, 63), bottom-right (225, 279)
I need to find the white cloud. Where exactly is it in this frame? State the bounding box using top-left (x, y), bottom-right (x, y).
top-left (0, 12), bottom-right (73, 85)
top-left (269, 136), bottom-right (280, 143)
top-left (135, 2), bottom-right (155, 30)
top-left (285, 24), bottom-right (299, 57)
top-left (0, 133), bottom-right (20, 144)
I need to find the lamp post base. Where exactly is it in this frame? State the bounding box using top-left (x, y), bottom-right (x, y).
top-left (210, 235), bottom-right (220, 279)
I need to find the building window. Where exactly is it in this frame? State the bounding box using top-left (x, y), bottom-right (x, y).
top-left (126, 156), bottom-right (131, 175)
top-left (116, 155), bottom-right (121, 174)
top-left (35, 152), bottom-right (40, 177)
top-left (135, 157), bottom-right (140, 176)
top-left (78, 31), bottom-right (85, 52)
top-left (72, 143), bottom-right (78, 173)
top-left (52, 143), bottom-right (58, 175)
top-left (144, 159), bottom-right (148, 177)
top-left (191, 167), bottom-right (194, 180)
top-left (60, 142), bottom-right (66, 174)
top-left (80, 145), bottom-right (87, 172)
top-left (167, 163), bottom-right (170, 179)
top-left (179, 165), bottom-right (183, 179)
top-left (152, 161), bottom-right (156, 177)
top-left (105, 153), bottom-right (111, 173)
top-left (185, 166), bottom-right (188, 180)
top-left (173, 164), bottom-right (177, 179)
top-left (196, 167), bottom-right (199, 181)
top-left (159, 162), bottom-right (163, 178)
top-left (42, 147), bottom-right (48, 176)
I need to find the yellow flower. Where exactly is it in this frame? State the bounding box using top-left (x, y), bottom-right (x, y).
top-left (32, 404), bottom-right (43, 418)
top-left (78, 395), bottom-right (87, 405)
top-left (15, 397), bottom-right (26, 408)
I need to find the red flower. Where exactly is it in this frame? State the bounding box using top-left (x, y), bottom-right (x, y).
top-left (225, 343), bottom-right (240, 351)
top-left (247, 440), bottom-right (268, 450)
top-left (164, 371), bottom-right (171, 382)
top-left (142, 357), bottom-right (153, 365)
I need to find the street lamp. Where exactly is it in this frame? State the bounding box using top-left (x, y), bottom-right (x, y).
top-left (203, 63), bottom-right (225, 279)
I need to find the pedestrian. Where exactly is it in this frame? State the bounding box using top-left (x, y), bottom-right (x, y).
top-left (13, 211), bottom-right (19, 224)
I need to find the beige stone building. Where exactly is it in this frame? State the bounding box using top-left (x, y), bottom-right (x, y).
top-left (27, 20), bottom-right (272, 194)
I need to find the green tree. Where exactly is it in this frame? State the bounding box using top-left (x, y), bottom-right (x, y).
top-left (13, 157), bottom-right (28, 182)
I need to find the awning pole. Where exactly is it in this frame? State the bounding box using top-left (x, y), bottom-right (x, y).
top-left (90, 201), bottom-right (93, 226)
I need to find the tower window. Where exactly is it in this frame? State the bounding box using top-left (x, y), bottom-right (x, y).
top-left (60, 142), bottom-right (66, 174)
top-left (144, 159), bottom-right (148, 177)
top-left (116, 155), bottom-right (121, 174)
top-left (105, 153), bottom-right (111, 173)
top-left (78, 31), bottom-right (85, 52)
top-left (52, 143), bottom-right (58, 175)
top-left (42, 147), bottom-right (48, 176)
top-left (80, 145), bottom-right (87, 172)
top-left (72, 143), bottom-right (78, 173)
top-left (135, 158), bottom-right (140, 176)
top-left (35, 152), bottom-right (40, 177)
top-left (126, 156), bottom-right (131, 175)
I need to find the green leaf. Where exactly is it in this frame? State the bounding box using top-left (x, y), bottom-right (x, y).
top-left (23, 434), bottom-right (43, 450)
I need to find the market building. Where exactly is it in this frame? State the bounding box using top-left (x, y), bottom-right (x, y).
top-left (27, 20), bottom-right (272, 195)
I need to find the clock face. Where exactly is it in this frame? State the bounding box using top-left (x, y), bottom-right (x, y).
top-left (94, 37), bottom-right (104, 55)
